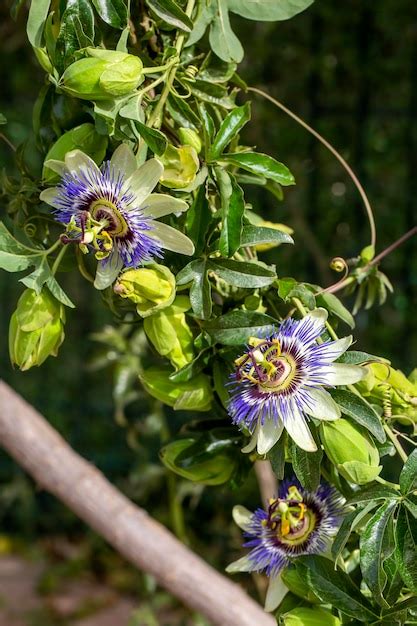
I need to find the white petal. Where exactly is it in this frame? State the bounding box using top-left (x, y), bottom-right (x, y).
top-left (143, 193), bottom-right (189, 218)
top-left (149, 221), bottom-right (195, 255)
top-left (225, 555), bottom-right (253, 573)
top-left (110, 143), bottom-right (137, 179)
top-left (241, 424), bottom-right (259, 453)
top-left (323, 335), bottom-right (353, 362)
top-left (39, 187), bottom-right (60, 207)
top-left (94, 252), bottom-right (123, 290)
top-left (232, 505), bottom-right (253, 532)
top-left (64, 149), bottom-right (100, 176)
top-left (304, 388), bottom-right (341, 421)
top-left (264, 574), bottom-right (288, 612)
top-left (308, 307), bottom-right (328, 323)
top-left (126, 158), bottom-right (164, 205)
top-left (284, 408), bottom-right (317, 452)
top-left (322, 363), bottom-right (365, 385)
top-left (44, 159), bottom-right (66, 177)
top-left (257, 418), bottom-right (284, 456)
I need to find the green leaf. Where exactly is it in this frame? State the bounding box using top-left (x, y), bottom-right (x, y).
top-left (331, 502), bottom-right (378, 561)
top-left (295, 556), bottom-right (378, 622)
top-left (215, 170), bottom-right (245, 257)
top-left (210, 258), bottom-right (277, 288)
top-left (132, 120), bottom-right (167, 156)
top-left (404, 496), bottom-right (417, 519)
top-left (240, 225), bottom-right (293, 247)
top-left (56, 0), bottom-right (95, 68)
top-left (209, 0), bottom-right (244, 63)
top-left (277, 279), bottom-right (316, 310)
top-left (329, 389), bottom-right (386, 444)
top-left (169, 347), bottom-right (211, 383)
top-left (289, 437), bottom-right (322, 491)
top-left (346, 484), bottom-right (400, 505)
top-left (203, 310), bottom-right (277, 345)
top-left (0, 222), bottom-right (37, 272)
top-left (43, 123), bottom-right (108, 182)
top-left (185, 185), bottom-right (212, 257)
top-left (160, 427), bottom-right (243, 485)
top-left (19, 256), bottom-right (51, 292)
top-left (395, 507), bottom-right (417, 592)
top-left (336, 350), bottom-right (387, 365)
top-left (146, 0), bottom-right (193, 32)
top-left (267, 433), bottom-right (286, 479)
top-left (316, 291), bottom-right (355, 329)
top-left (209, 102), bottom-right (251, 160)
top-left (176, 259), bottom-right (212, 320)
top-left (220, 152), bottom-right (295, 185)
top-left (399, 449), bottom-right (417, 495)
top-left (212, 359), bottom-right (232, 409)
top-left (186, 0), bottom-right (216, 46)
top-left (360, 499), bottom-right (397, 606)
top-left (185, 78), bottom-right (237, 109)
top-left (27, 0), bottom-right (51, 47)
top-left (90, 0), bottom-right (127, 28)
top-left (167, 93), bottom-right (200, 129)
top-left (228, 0), bottom-right (314, 21)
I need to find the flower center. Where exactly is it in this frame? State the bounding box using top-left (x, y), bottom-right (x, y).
top-left (235, 339), bottom-right (297, 392)
top-left (90, 199), bottom-right (129, 237)
top-left (266, 486), bottom-right (317, 546)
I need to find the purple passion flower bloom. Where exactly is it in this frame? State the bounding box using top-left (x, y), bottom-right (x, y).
top-left (228, 309), bottom-right (364, 454)
top-left (227, 478), bottom-right (345, 611)
top-left (40, 145), bottom-right (194, 289)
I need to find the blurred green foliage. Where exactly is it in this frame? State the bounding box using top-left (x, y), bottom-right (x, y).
top-left (0, 0), bottom-right (416, 596)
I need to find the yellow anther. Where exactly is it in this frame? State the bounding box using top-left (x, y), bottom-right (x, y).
top-left (281, 518), bottom-right (290, 536)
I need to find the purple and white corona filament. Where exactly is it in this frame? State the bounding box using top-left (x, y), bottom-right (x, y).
top-left (40, 144), bottom-right (194, 289)
top-left (227, 479), bottom-right (345, 611)
top-left (228, 309), bottom-right (364, 453)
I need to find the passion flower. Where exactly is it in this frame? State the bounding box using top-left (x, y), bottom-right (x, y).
top-left (40, 144), bottom-right (194, 289)
top-left (227, 478), bottom-right (345, 611)
top-left (227, 309), bottom-right (365, 454)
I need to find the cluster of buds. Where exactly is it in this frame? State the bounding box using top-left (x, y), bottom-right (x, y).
top-left (61, 48), bottom-right (144, 100)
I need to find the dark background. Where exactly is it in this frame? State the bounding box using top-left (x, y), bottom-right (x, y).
top-left (0, 0), bottom-right (416, 620)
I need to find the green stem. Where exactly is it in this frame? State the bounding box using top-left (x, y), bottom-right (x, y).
top-left (75, 247), bottom-right (94, 283)
top-left (375, 475), bottom-right (401, 491)
top-left (147, 0), bottom-right (196, 129)
top-left (384, 424), bottom-right (408, 462)
top-left (51, 243), bottom-right (67, 275)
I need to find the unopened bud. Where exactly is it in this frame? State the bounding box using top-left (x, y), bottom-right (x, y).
top-left (143, 296), bottom-right (193, 370)
top-left (61, 48), bottom-right (143, 100)
top-left (114, 264), bottom-right (175, 317)
top-left (320, 419), bottom-right (381, 484)
top-left (9, 288), bottom-right (65, 371)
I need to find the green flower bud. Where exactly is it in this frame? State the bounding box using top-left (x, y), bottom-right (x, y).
top-left (9, 288), bottom-right (65, 371)
top-left (61, 48), bottom-right (143, 100)
top-left (139, 366), bottom-right (213, 412)
top-left (160, 144), bottom-right (199, 189)
top-left (320, 419), bottom-right (381, 485)
top-left (114, 264), bottom-right (175, 317)
top-left (281, 608), bottom-right (341, 626)
top-left (178, 127), bottom-right (202, 153)
top-left (143, 296), bottom-right (193, 370)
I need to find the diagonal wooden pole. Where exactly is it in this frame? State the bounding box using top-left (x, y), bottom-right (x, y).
top-left (0, 380), bottom-right (275, 626)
